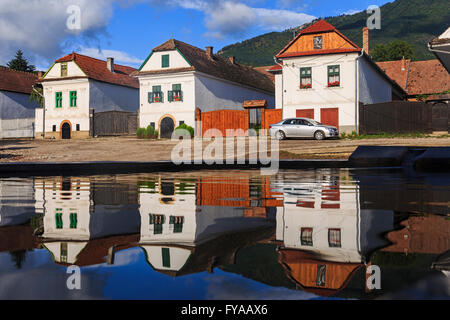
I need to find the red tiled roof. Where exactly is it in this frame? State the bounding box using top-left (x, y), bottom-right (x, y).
top-left (0, 66), bottom-right (38, 94)
top-left (407, 59), bottom-right (450, 96)
top-left (267, 64), bottom-right (282, 72)
top-left (41, 53), bottom-right (139, 89)
top-left (243, 100), bottom-right (267, 108)
top-left (276, 19), bottom-right (361, 58)
top-left (253, 66), bottom-right (275, 82)
top-left (137, 39), bottom-right (274, 94)
top-left (376, 59), bottom-right (411, 91)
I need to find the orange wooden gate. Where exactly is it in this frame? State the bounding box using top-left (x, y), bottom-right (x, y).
top-left (296, 109), bottom-right (315, 119)
top-left (200, 109), bottom-right (248, 137)
top-left (262, 109), bottom-right (283, 135)
top-left (321, 108), bottom-right (339, 128)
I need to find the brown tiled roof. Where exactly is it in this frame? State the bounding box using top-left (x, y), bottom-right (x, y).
top-left (407, 59), bottom-right (450, 96)
top-left (253, 66), bottom-right (275, 82)
top-left (0, 66), bottom-right (38, 94)
top-left (137, 39), bottom-right (274, 94)
top-left (40, 53), bottom-right (139, 89)
top-left (376, 59), bottom-right (411, 91)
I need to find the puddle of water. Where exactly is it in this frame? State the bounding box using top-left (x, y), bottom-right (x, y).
top-left (0, 169), bottom-right (448, 300)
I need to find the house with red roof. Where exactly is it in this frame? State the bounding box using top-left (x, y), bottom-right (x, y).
top-left (134, 39), bottom-right (274, 138)
top-left (0, 67), bottom-right (39, 138)
top-left (268, 20), bottom-right (406, 133)
top-left (35, 53), bottom-right (139, 139)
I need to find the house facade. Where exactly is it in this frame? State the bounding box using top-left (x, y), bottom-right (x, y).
top-left (35, 53), bottom-right (139, 139)
top-left (0, 67), bottom-right (39, 138)
top-left (135, 39), bottom-right (275, 138)
top-left (429, 27), bottom-right (450, 73)
top-left (269, 20), bottom-right (405, 133)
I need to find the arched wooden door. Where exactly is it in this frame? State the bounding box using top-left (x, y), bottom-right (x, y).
top-left (61, 122), bottom-right (72, 139)
top-left (160, 117), bottom-right (175, 139)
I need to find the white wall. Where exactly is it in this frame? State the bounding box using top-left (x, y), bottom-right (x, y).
top-left (280, 53), bottom-right (358, 129)
top-left (358, 56), bottom-right (392, 105)
top-left (274, 73), bottom-right (283, 109)
top-left (44, 61), bottom-right (85, 79)
top-left (140, 50), bottom-right (191, 72)
top-left (36, 79), bottom-right (90, 134)
top-left (195, 72), bottom-right (275, 112)
top-left (138, 72), bottom-right (196, 130)
top-left (89, 80), bottom-right (139, 113)
top-left (0, 91), bottom-right (38, 138)
top-left (0, 179), bottom-right (35, 227)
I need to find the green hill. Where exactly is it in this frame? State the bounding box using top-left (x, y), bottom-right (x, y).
top-left (218, 0), bottom-right (450, 66)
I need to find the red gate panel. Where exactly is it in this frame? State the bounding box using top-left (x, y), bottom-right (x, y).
top-left (296, 109), bottom-right (315, 119)
top-left (320, 108), bottom-right (339, 128)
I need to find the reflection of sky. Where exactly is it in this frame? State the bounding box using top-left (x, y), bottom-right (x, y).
top-left (0, 247), bottom-right (319, 300)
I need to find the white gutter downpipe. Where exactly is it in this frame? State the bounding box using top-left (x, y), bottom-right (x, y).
top-left (355, 49), bottom-right (364, 134)
top-left (274, 57), bottom-right (284, 114)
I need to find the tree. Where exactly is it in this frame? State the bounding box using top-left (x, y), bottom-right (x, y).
top-left (7, 50), bottom-right (36, 72)
top-left (371, 40), bottom-right (415, 62)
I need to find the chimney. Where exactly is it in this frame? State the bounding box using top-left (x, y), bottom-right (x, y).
top-left (362, 27), bottom-right (370, 54)
top-left (228, 56), bottom-right (235, 64)
top-left (107, 57), bottom-right (114, 73)
top-left (206, 46), bottom-right (214, 59)
top-left (401, 56), bottom-right (406, 71)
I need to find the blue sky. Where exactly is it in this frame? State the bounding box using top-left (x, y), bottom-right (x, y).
top-left (0, 0), bottom-right (391, 70)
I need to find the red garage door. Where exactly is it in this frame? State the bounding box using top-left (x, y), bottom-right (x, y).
top-left (296, 109), bottom-right (315, 119)
top-left (321, 108), bottom-right (339, 128)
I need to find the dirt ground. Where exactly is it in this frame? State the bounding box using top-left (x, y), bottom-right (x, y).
top-left (1, 136), bottom-right (450, 163)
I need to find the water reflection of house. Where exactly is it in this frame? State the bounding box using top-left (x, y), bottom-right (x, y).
top-left (0, 179), bottom-right (36, 227)
top-left (138, 175), bottom-right (277, 276)
top-left (273, 170), bottom-right (393, 296)
top-left (35, 177), bottom-right (140, 266)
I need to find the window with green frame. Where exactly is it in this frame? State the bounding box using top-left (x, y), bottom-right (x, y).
top-left (70, 91), bottom-right (77, 107)
top-left (70, 213), bottom-right (78, 229)
top-left (300, 67), bottom-right (312, 89)
top-left (60, 243), bottom-right (68, 263)
top-left (61, 63), bottom-right (68, 77)
top-left (55, 210), bottom-right (63, 229)
top-left (148, 86), bottom-right (163, 103)
top-left (149, 214), bottom-right (165, 234)
top-left (168, 84), bottom-right (183, 102)
top-left (162, 54), bottom-right (170, 68)
top-left (169, 216), bottom-right (184, 233)
top-left (55, 92), bottom-right (62, 108)
top-left (328, 65), bottom-right (340, 87)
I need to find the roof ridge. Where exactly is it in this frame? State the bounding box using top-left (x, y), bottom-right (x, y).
top-left (0, 65), bottom-right (38, 77)
top-left (57, 52), bottom-right (137, 70)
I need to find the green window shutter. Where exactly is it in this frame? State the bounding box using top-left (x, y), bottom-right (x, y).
top-left (168, 90), bottom-right (173, 102)
top-left (173, 84), bottom-right (181, 91)
top-left (148, 92), bottom-right (154, 103)
top-left (152, 86), bottom-right (161, 92)
top-left (160, 91), bottom-right (164, 103)
top-left (162, 248), bottom-right (171, 268)
top-left (70, 91), bottom-right (77, 107)
top-left (154, 224), bottom-right (163, 234)
top-left (55, 92), bottom-right (62, 108)
top-left (328, 65), bottom-right (340, 86)
top-left (162, 55), bottom-right (170, 68)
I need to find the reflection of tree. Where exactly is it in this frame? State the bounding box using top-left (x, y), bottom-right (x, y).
top-left (9, 250), bottom-right (31, 269)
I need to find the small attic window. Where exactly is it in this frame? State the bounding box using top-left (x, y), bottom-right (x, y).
top-left (162, 54), bottom-right (170, 68)
top-left (61, 63), bottom-right (68, 77)
top-left (314, 36), bottom-right (323, 50)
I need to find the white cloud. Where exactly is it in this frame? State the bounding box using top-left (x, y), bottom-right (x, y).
top-left (340, 9), bottom-right (362, 16)
top-left (168, 0), bottom-right (316, 39)
top-left (0, 0), bottom-right (118, 66)
top-left (79, 47), bottom-right (144, 67)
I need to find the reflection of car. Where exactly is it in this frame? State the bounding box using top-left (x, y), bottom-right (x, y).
top-left (269, 118), bottom-right (339, 140)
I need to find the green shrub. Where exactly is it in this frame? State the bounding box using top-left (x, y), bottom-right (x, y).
top-left (137, 125), bottom-right (157, 139)
top-left (175, 123), bottom-right (194, 138)
top-left (136, 128), bottom-right (145, 139)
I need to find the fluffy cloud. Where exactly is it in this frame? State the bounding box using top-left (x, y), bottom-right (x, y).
top-left (0, 0), bottom-right (118, 66)
top-left (78, 47), bottom-right (144, 67)
top-left (168, 0), bottom-right (316, 39)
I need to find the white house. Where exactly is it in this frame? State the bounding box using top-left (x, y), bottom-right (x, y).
top-left (135, 39), bottom-right (275, 138)
top-left (268, 20), bottom-right (406, 133)
top-left (0, 67), bottom-right (39, 138)
top-left (429, 26), bottom-right (450, 73)
top-left (35, 53), bottom-right (139, 139)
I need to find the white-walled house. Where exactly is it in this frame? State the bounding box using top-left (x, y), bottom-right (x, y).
top-left (269, 20), bottom-right (406, 133)
top-left (0, 67), bottom-right (39, 138)
top-left (35, 53), bottom-right (139, 139)
top-left (135, 39), bottom-right (275, 138)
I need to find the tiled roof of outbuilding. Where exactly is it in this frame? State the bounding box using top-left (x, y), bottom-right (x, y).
top-left (0, 66), bottom-right (38, 94)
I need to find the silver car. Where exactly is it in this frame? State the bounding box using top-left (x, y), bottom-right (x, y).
top-left (269, 118), bottom-right (339, 140)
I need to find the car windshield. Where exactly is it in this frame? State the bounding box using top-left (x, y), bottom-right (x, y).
top-left (308, 119), bottom-right (322, 126)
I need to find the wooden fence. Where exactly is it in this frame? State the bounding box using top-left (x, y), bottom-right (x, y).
top-left (197, 108), bottom-right (282, 137)
top-left (359, 101), bottom-right (436, 134)
top-left (93, 111), bottom-right (138, 136)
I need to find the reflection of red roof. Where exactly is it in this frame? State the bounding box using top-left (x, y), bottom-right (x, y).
top-left (278, 249), bottom-right (363, 297)
top-left (0, 66), bottom-right (38, 94)
top-left (41, 53), bottom-right (139, 89)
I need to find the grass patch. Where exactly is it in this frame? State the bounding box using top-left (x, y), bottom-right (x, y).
top-left (340, 131), bottom-right (434, 140)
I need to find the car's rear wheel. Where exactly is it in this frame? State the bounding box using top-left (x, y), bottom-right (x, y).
top-left (314, 130), bottom-right (325, 141)
top-left (275, 130), bottom-right (286, 140)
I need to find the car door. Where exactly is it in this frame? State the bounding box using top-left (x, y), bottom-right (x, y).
top-left (296, 119), bottom-right (314, 137)
top-left (282, 119), bottom-right (297, 137)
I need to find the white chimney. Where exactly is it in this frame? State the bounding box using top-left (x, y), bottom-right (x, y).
top-left (107, 57), bottom-right (114, 72)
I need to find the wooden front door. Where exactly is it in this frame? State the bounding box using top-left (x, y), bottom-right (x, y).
top-left (320, 108), bottom-right (339, 128)
top-left (296, 109), bottom-right (315, 119)
top-left (61, 122), bottom-right (71, 139)
top-left (160, 117), bottom-right (175, 139)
